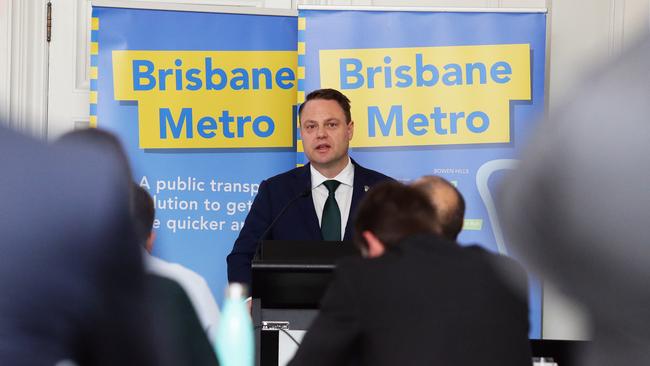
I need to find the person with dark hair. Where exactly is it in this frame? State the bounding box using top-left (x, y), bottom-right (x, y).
top-left (353, 181), bottom-right (438, 253)
top-left (411, 175), bottom-right (466, 240)
top-left (227, 88), bottom-right (392, 288)
top-left (132, 184), bottom-right (220, 366)
top-left (289, 181), bottom-right (532, 366)
top-left (132, 183), bottom-right (220, 339)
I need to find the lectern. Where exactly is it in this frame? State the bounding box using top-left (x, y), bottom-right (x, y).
top-left (251, 240), bottom-right (359, 366)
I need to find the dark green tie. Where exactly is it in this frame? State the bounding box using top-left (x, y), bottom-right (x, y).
top-left (321, 180), bottom-right (341, 241)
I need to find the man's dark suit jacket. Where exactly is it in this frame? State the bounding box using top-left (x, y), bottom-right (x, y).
top-left (289, 234), bottom-right (532, 366)
top-left (0, 126), bottom-right (158, 365)
top-left (147, 274), bottom-right (219, 366)
top-left (227, 159), bottom-right (392, 286)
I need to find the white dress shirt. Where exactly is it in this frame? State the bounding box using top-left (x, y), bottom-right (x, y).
top-left (144, 252), bottom-right (220, 341)
top-left (310, 157), bottom-right (354, 240)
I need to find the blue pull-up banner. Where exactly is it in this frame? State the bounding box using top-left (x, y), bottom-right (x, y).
top-left (297, 9), bottom-right (547, 338)
top-left (92, 6), bottom-right (298, 305)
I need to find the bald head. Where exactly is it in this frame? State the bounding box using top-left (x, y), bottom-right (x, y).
top-left (411, 176), bottom-right (465, 240)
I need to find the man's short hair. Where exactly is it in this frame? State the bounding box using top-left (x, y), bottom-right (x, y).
top-left (354, 181), bottom-right (438, 250)
top-left (132, 183), bottom-right (155, 247)
top-left (411, 176), bottom-right (465, 240)
top-left (298, 88), bottom-right (352, 123)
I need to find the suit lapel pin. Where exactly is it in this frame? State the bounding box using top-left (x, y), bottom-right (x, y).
top-left (364, 185), bottom-right (369, 192)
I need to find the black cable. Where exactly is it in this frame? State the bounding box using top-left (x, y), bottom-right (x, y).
top-left (253, 324), bottom-right (301, 347)
top-left (279, 328), bottom-right (301, 347)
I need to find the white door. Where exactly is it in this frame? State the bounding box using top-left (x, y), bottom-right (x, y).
top-left (47, 0), bottom-right (93, 140)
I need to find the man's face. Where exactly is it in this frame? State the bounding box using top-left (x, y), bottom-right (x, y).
top-left (299, 99), bottom-right (354, 176)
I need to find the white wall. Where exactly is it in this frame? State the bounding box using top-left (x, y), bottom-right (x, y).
top-left (1, 0), bottom-right (648, 341)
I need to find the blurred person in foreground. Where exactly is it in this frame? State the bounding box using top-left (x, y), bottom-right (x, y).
top-left (133, 183), bottom-right (221, 340)
top-left (0, 125), bottom-right (157, 365)
top-left (289, 181), bottom-right (531, 366)
top-left (58, 128), bottom-right (219, 365)
top-left (499, 36), bottom-right (650, 366)
top-left (56, 127), bottom-right (133, 185)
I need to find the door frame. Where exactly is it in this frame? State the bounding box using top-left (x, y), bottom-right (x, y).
top-left (0, 0), bottom-right (49, 139)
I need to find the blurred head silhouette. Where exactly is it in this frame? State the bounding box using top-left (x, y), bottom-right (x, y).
top-left (57, 127), bottom-right (133, 183)
top-left (499, 36), bottom-right (650, 366)
top-left (0, 125), bottom-right (159, 365)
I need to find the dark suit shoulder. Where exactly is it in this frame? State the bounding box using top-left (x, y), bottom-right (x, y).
top-left (263, 164), bottom-right (308, 184)
top-left (263, 160), bottom-right (392, 187)
top-left (463, 244), bottom-right (529, 298)
top-left (257, 165), bottom-right (312, 198)
top-left (463, 244), bottom-right (527, 274)
top-left (333, 255), bottom-right (366, 272)
top-left (351, 160), bottom-right (393, 183)
top-left (328, 255), bottom-right (376, 291)
top-left (146, 274), bottom-right (219, 366)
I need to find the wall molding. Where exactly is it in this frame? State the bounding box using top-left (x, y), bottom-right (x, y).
top-left (75, 0), bottom-right (91, 91)
top-left (0, 1), bottom-right (13, 124)
top-left (263, 0), bottom-right (293, 8)
top-left (609, 0), bottom-right (626, 56)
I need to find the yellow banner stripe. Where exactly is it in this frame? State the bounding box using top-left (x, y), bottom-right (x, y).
top-left (90, 42), bottom-right (98, 54)
top-left (298, 42), bottom-right (305, 55)
top-left (297, 140), bottom-right (304, 152)
top-left (89, 115), bottom-right (97, 127)
top-left (298, 66), bottom-right (305, 79)
top-left (91, 17), bottom-right (99, 31)
top-left (90, 66), bottom-right (98, 79)
top-left (89, 91), bottom-right (97, 104)
top-left (297, 90), bottom-right (304, 103)
top-left (298, 17), bottom-right (306, 31)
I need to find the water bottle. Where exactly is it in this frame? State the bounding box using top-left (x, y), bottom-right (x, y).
top-left (215, 283), bottom-right (254, 366)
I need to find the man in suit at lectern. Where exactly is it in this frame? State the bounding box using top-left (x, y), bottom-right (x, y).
top-left (227, 88), bottom-right (392, 288)
top-left (289, 181), bottom-right (531, 366)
